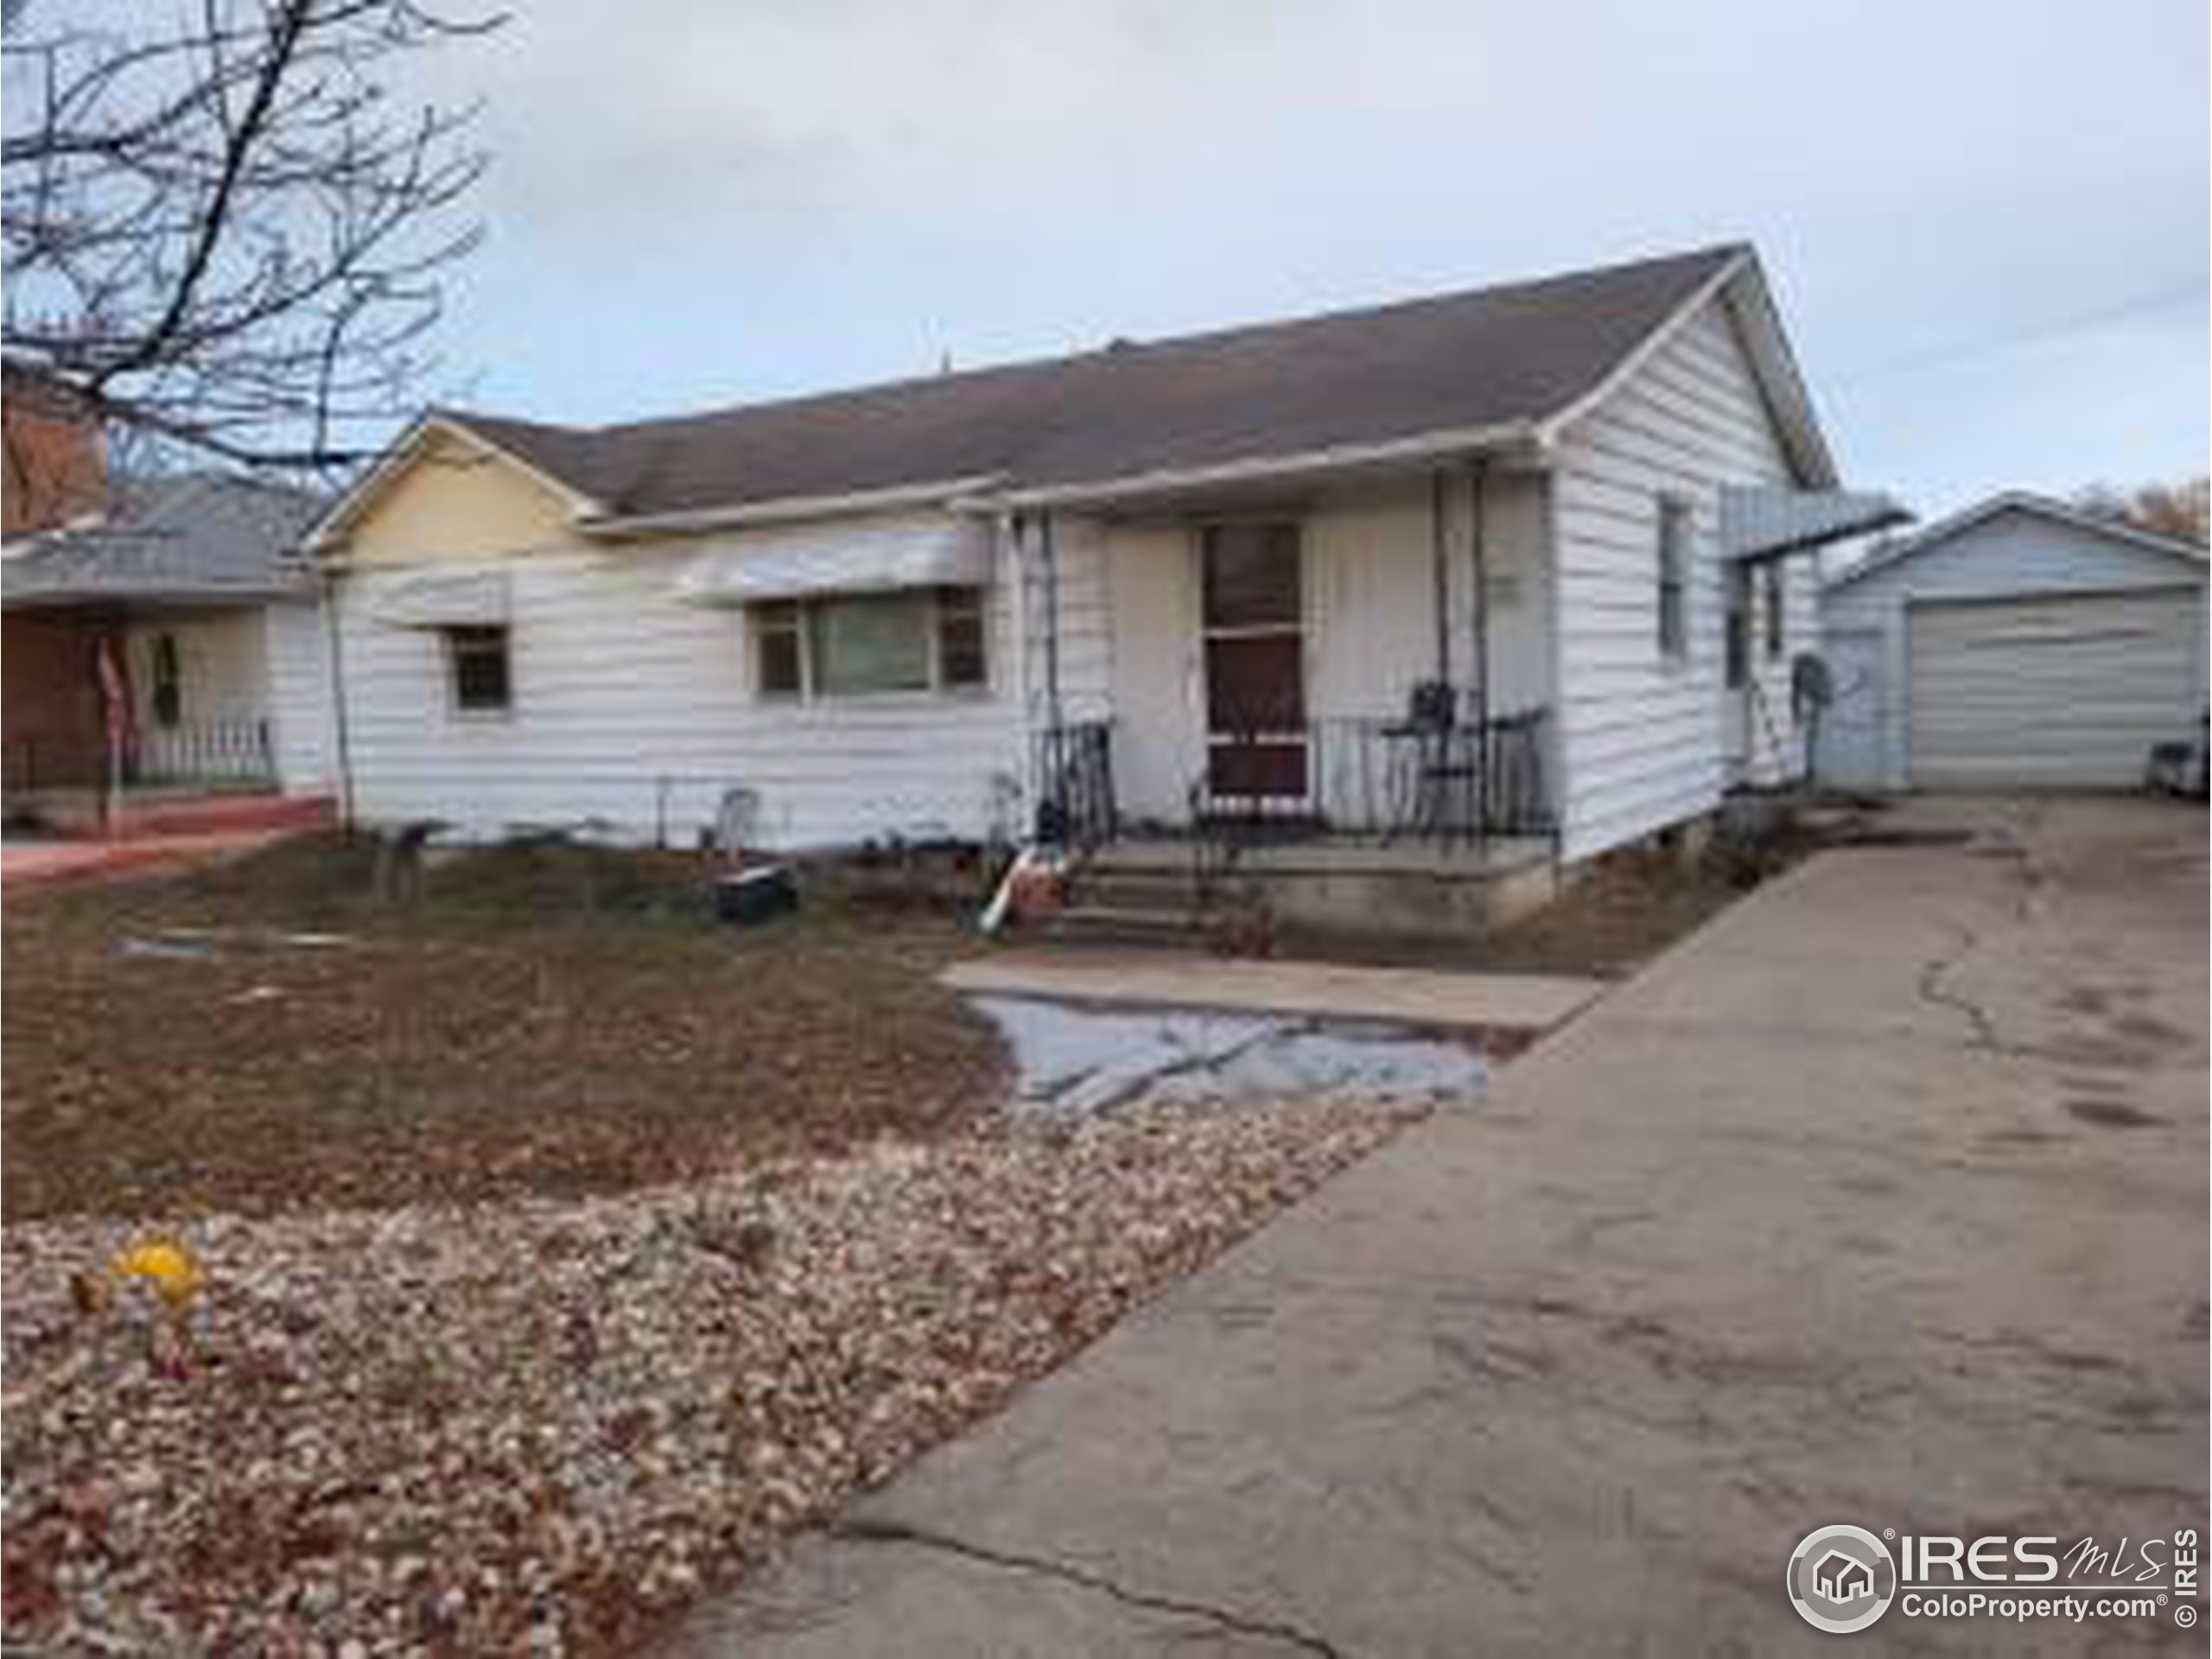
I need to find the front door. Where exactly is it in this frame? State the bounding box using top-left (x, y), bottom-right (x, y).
top-left (1201, 521), bottom-right (1307, 805)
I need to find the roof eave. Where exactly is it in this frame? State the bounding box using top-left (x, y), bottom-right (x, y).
top-left (983, 420), bottom-right (1548, 512)
top-left (1826, 490), bottom-right (2211, 591)
top-left (577, 474), bottom-right (1008, 538)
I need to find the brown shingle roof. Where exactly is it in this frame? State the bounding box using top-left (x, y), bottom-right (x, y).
top-left (443, 244), bottom-right (1747, 518)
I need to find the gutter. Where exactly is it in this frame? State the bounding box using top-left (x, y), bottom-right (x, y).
top-left (577, 474), bottom-right (1007, 537)
top-left (971, 420), bottom-right (1546, 512)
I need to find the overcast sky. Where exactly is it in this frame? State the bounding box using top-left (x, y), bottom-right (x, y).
top-left (411, 0), bottom-right (2209, 514)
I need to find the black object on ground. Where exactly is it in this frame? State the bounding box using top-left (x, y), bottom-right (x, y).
top-left (716, 864), bottom-right (799, 926)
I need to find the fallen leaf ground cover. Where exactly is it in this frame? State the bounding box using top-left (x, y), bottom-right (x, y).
top-left (2, 836), bottom-right (1427, 1653)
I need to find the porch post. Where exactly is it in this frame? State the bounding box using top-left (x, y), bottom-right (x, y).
top-left (1468, 456), bottom-right (1491, 835)
top-left (1039, 506), bottom-right (1064, 730)
top-left (1429, 468), bottom-right (1451, 687)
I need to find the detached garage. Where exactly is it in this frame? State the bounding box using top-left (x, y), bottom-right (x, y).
top-left (1818, 493), bottom-right (2206, 792)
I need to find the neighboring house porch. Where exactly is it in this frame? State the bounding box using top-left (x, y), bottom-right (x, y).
top-left (1, 475), bottom-right (334, 832)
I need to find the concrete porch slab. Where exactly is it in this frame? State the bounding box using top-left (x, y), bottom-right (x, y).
top-left (941, 948), bottom-right (1607, 1033)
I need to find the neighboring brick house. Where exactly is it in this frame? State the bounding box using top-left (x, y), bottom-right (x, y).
top-left (2, 364), bottom-right (106, 536)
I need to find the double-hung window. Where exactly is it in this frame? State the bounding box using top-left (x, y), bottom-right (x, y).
top-left (443, 624), bottom-right (512, 715)
top-left (753, 587), bottom-right (988, 700)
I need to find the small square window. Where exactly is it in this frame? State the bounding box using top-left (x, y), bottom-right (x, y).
top-left (444, 625), bottom-right (512, 714)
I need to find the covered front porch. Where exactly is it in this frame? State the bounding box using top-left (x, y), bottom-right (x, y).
top-left (1004, 448), bottom-right (1562, 942)
top-left (1018, 450), bottom-right (1560, 855)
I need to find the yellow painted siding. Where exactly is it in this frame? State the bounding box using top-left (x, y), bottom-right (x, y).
top-left (335, 429), bottom-right (589, 566)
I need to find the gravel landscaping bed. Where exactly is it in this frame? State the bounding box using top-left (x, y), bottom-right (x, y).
top-left (2, 1098), bottom-right (1423, 1656)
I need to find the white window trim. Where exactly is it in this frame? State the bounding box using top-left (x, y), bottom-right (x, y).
top-left (752, 588), bottom-right (991, 704)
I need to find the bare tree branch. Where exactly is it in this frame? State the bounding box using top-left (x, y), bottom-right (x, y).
top-left (2076, 476), bottom-right (2211, 546)
top-left (3, 0), bottom-right (503, 480)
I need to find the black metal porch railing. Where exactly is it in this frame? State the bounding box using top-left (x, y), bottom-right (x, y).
top-left (1033, 717), bottom-right (1117, 854)
top-left (127, 718), bottom-right (276, 788)
top-left (1191, 708), bottom-right (1555, 848)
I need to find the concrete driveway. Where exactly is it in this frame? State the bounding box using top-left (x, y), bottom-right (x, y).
top-left (673, 798), bottom-right (2208, 1656)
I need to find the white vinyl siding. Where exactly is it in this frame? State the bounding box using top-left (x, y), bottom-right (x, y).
top-left (264, 598), bottom-right (337, 792)
top-left (1548, 294), bottom-right (1812, 860)
top-left (332, 510), bottom-right (1039, 849)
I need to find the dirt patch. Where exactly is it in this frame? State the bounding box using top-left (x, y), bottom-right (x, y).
top-left (1274, 838), bottom-right (1797, 980)
top-left (3, 834), bottom-right (1004, 1222)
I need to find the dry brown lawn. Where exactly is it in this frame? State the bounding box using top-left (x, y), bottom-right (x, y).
top-left (3, 834), bottom-right (1004, 1223)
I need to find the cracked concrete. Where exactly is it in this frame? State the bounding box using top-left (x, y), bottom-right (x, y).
top-left (830, 1519), bottom-right (1345, 1656)
top-left (666, 798), bottom-right (2206, 1657)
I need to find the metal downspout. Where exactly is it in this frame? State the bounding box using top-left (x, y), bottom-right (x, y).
top-left (321, 566), bottom-right (358, 830)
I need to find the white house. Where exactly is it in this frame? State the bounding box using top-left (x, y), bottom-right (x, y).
top-left (1818, 493), bottom-right (2207, 793)
top-left (306, 244), bottom-right (1900, 931)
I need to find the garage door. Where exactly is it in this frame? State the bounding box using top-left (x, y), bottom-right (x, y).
top-left (1907, 588), bottom-right (2199, 789)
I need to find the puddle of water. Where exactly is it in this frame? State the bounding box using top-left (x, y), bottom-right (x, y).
top-left (970, 995), bottom-right (1490, 1117)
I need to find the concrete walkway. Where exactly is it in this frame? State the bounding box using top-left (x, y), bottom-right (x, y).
top-left (944, 950), bottom-right (1606, 1033)
top-left (677, 799), bottom-right (2208, 1656)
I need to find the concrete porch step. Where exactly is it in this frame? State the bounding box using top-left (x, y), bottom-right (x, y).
top-left (1068, 868), bottom-right (1208, 912)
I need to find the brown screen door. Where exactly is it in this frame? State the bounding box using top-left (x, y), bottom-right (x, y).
top-left (1202, 521), bottom-right (1307, 803)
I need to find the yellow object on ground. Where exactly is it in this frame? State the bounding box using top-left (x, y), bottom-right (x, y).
top-left (111, 1241), bottom-right (202, 1307)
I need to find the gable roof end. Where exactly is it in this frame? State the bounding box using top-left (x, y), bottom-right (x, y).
top-left (303, 411), bottom-right (606, 556)
top-left (1534, 248), bottom-right (1835, 488)
top-left (1826, 489), bottom-right (2211, 590)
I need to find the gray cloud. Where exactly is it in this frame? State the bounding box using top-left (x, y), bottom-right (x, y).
top-left (414, 0), bottom-right (2209, 507)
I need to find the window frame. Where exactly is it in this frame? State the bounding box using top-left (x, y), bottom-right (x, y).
top-left (752, 600), bottom-right (805, 701)
top-left (1656, 494), bottom-right (1693, 664)
top-left (1762, 562), bottom-right (1787, 661)
top-left (751, 586), bottom-right (990, 702)
top-left (442, 623), bottom-right (514, 718)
